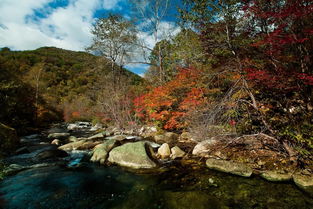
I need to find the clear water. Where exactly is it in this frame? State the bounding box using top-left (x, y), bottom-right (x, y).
top-left (0, 163), bottom-right (312, 209)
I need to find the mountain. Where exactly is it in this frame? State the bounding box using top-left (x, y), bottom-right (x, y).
top-left (0, 47), bottom-right (142, 133)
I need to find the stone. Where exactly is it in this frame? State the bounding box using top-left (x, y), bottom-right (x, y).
top-left (192, 139), bottom-right (218, 156)
top-left (126, 136), bottom-right (143, 141)
top-left (90, 139), bottom-right (118, 164)
top-left (139, 126), bottom-right (158, 137)
top-left (179, 132), bottom-right (196, 142)
top-left (68, 136), bottom-right (79, 142)
top-left (112, 127), bottom-right (121, 135)
top-left (123, 129), bottom-right (135, 135)
top-left (154, 132), bottom-right (179, 144)
top-left (58, 140), bottom-right (101, 151)
top-left (36, 149), bottom-right (68, 160)
top-left (88, 132), bottom-right (105, 140)
top-left (108, 141), bottom-right (157, 169)
top-left (20, 134), bottom-right (41, 143)
top-left (145, 141), bottom-right (161, 149)
top-left (90, 123), bottom-right (103, 131)
top-left (170, 146), bottom-right (186, 159)
top-left (47, 133), bottom-right (70, 140)
top-left (0, 123), bottom-right (19, 152)
top-left (106, 135), bottom-right (127, 141)
top-left (260, 171), bottom-right (292, 182)
top-left (148, 126), bottom-right (158, 133)
top-left (157, 143), bottom-right (171, 159)
top-left (67, 123), bottom-right (79, 131)
top-left (51, 139), bottom-right (61, 146)
top-left (3, 164), bottom-right (27, 176)
top-left (15, 146), bottom-right (30, 155)
top-left (206, 158), bottom-right (253, 177)
top-left (48, 126), bottom-right (68, 134)
top-left (293, 174), bottom-right (313, 195)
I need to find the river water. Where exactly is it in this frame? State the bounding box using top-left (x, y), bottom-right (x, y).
top-left (0, 162), bottom-right (313, 209)
top-left (1, 124), bottom-right (312, 209)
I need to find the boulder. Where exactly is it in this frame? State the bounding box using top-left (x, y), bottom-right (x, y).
top-left (192, 139), bottom-right (218, 156)
top-left (0, 123), bottom-right (19, 152)
top-left (154, 132), bottom-right (179, 144)
top-left (293, 174), bottom-right (313, 195)
top-left (47, 133), bottom-right (70, 140)
top-left (51, 139), bottom-right (61, 146)
top-left (260, 170), bottom-right (292, 182)
top-left (90, 139), bottom-right (118, 164)
top-left (108, 141), bottom-right (157, 169)
top-left (206, 158), bottom-right (253, 177)
top-left (157, 143), bottom-right (171, 159)
top-left (170, 146), bottom-right (186, 159)
top-left (88, 132), bottom-right (105, 140)
top-left (58, 140), bottom-right (101, 151)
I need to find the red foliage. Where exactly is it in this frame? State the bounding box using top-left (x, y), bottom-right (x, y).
top-left (243, 0), bottom-right (313, 90)
top-left (298, 73), bottom-right (313, 85)
top-left (134, 67), bottom-right (206, 130)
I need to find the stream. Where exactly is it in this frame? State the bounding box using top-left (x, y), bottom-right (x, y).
top-left (0, 124), bottom-right (313, 209)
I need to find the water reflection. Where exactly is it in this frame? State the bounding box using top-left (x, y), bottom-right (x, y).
top-left (0, 164), bottom-right (312, 209)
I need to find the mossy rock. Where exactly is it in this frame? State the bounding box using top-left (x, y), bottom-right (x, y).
top-left (260, 170), bottom-right (292, 182)
top-left (293, 174), bottom-right (313, 195)
top-left (108, 141), bottom-right (157, 169)
top-left (206, 158), bottom-right (253, 177)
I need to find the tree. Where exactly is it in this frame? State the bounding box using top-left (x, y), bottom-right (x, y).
top-left (130, 0), bottom-right (176, 84)
top-left (145, 29), bottom-right (207, 84)
top-left (87, 14), bottom-right (137, 83)
top-left (243, 0), bottom-right (313, 91)
top-left (134, 67), bottom-right (206, 130)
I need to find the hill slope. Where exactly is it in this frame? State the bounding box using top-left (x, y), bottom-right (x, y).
top-left (0, 47), bottom-right (142, 133)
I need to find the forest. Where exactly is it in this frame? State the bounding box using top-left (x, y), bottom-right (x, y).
top-left (1, 0), bottom-right (313, 165)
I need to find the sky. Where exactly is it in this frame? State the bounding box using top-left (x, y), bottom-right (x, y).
top-left (0, 0), bottom-right (181, 75)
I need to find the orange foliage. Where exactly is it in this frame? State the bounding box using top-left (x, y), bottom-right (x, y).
top-left (134, 67), bottom-right (206, 130)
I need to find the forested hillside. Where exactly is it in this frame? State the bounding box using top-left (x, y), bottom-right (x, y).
top-left (0, 47), bottom-right (142, 134)
top-left (1, 0), bottom-right (312, 157)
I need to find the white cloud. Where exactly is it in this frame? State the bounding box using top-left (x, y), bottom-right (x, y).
top-left (102, 0), bottom-right (122, 10)
top-left (0, 0), bottom-right (123, 51)
top-left (134, 21), bottom-right (180, 64)
top-left (0, 0), bottom-right (178, 75)
top-left (0, 0), bottom-right (51, 24)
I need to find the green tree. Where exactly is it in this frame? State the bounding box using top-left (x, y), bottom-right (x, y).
top-left (87, 14), bottom-right (137, 82)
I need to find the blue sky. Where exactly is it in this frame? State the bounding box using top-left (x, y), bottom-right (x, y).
top-left (0, 0), bottom-right (181, 75)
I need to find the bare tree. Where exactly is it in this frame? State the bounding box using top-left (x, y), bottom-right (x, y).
top-left (130, 0), bottom-right (177, 84)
